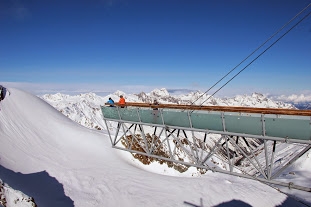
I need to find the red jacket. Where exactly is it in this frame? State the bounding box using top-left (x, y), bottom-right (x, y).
top-left (119, 97), bottom-right (126, 105)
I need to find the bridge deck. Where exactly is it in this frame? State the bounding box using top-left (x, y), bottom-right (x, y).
top-left (101, 103), bottom-right (311, 141)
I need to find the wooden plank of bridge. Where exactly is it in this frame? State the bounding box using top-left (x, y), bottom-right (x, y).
top-left (105, 102), bottom-right (311, 116)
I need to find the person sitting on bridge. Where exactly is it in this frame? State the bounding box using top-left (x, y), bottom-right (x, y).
top-left (118, 95), bottom-right (126, 108)
top-left (106, 97), bottom-right (115, 107)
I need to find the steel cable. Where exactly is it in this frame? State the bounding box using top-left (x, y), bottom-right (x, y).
top-left (190, 4), bottom-right (311, 113)
top-left (189, 3), bottom-right (311, 109)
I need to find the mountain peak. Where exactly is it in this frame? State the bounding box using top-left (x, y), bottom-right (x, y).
top-left (150, 88), bottom-right (170, 98)
top-left (113, 90), bottom-right (126, 97)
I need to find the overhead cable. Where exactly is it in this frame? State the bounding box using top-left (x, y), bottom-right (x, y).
top-left (193, 9), bottom-right (311, 111)
top-left (189, 3), bottom-right (311, 108)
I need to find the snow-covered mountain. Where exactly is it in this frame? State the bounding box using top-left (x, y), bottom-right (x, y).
top-left (3, 88), bottom-right (309, 206)
top-left (0, 179), bottom-right (36, 207)
top-left (293, 102), bottom-right (311, 110)
top-left (41, 88), bottom-right (295, 131)
top-left (41, 92), bottom-right (107, 130)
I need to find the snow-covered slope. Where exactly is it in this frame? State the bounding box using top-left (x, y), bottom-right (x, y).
top-left (0, 88), bottom-right (307, 206)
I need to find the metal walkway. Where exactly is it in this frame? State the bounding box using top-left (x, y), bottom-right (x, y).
top-left (101, 103), bottom-right (311, 192)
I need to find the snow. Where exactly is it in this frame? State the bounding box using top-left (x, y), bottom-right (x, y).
top-left (0, 88), bottom-right (310, 206)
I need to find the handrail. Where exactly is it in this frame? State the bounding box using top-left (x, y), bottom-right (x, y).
top-left (104, 102), bottom-right (311, 116)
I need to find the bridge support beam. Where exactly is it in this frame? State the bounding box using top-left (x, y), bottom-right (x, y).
top-left (102, 106), bottom-right (311, 192)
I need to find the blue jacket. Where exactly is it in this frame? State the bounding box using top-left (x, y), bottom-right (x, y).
top-left (107, 99), bottom-right (114, 105)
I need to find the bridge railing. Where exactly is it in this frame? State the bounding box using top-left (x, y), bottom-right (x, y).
top-left (101, 105), bottom-right (311, 142)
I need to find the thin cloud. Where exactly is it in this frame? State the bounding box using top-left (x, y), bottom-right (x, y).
top-left (271, 92), bottom-right (311, 103)
top-left (0, 82), bottom-right (161, 95)
top-left (14, 5), bottom-right (30, 20)
top-left (2, 0), bottom-right (31, 21)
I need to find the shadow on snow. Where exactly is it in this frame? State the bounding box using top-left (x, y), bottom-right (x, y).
top-left (184, 197), bottom-right (309, 207)
top-left (0, 164), bottom-right (74, 207)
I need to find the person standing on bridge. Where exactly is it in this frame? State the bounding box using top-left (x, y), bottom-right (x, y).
top-left (152, 99), bottom-right (160, 123)
top-left (118, 95), bottom-right (126, 108)
top-left (153, 99), bottom-right (159, 110)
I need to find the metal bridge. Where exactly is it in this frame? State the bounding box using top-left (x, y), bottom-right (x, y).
top-left (102, 103), bottom-right (311, 192)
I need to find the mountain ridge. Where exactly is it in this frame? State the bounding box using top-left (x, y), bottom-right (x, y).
top-left (41, 88), bottom-right (296, 131)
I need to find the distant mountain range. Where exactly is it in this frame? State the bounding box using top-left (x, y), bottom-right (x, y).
top-left (292, 102), bottom-right (311, 110)
top-left (41, 88), bottom-right (296, 131)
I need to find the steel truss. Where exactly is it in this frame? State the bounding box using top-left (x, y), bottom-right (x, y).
top-left (103, 111), bottom-right (311, 192)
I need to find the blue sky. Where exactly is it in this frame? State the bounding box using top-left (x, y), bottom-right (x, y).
top-left (1, 0), bottom-right (310, 99)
